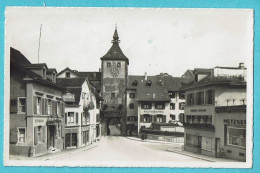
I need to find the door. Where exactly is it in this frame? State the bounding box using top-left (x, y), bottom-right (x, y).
top-left (47, 125), bottom-right (55, 149)
top-left (65, 133), bottom-right (71, 148)
top-left (72, 133), bottom-right (77, 147)
top-left (215, 138), bottom-right (220, 158)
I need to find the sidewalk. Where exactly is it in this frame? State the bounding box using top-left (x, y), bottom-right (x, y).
top-left (166, 147), bottom-right (240, 162)
top-left (125, 136), bottom-right (183, 145)
top-left (10, 142), bottom-right (98, 161)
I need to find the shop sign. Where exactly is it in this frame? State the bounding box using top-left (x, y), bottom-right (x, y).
top-left (47, 119), bottom-right (62, 125)
top-left (223, 119), bottom-right (246, 125)
top-left (34, 118), bottom-right (45, 125)
top-left (143, 110), bottom-right (164, 114)
top-left (190, 109), bottom-right (207, 112)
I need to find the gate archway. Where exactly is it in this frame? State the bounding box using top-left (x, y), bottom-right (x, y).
top-left (107, 118), bottom-right (121, 136)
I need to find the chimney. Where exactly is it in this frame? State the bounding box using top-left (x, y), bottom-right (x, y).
top-left (144, 72), bottom-right (147, 80)
top-left (153, 93), bottom-right (155, 99)
top-left (159, 73), bottom-right (164, 86)
top-left (239, 62), bottom-right (245, 69)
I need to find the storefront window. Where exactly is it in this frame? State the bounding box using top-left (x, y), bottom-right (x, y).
top-left (227, 127), bottom-right (246, 148)
top-left (17, 128), bottom-right (26, 143)
top-left (37, 126), bottom-right (42, 143)
top-left (201, 137), bottom-right (212, 151)
top-left (186, 134), bottom-right (199, 147)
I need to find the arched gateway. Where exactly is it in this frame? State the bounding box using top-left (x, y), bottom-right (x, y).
top-left (100, 27), bottom-right (129, 136)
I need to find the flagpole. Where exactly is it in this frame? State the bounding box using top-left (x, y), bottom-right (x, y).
top-left (38, 24), bottom-right (42, 64)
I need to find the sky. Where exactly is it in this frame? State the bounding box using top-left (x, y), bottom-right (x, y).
top-left (5, 7), bottom-right (253, 77)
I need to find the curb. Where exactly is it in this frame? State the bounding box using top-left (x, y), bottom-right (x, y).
top-left (43, 145), bottom-right (97, 161)
top-left (125, 136), bottom-right (182, 145)
top-left (166, 149), bottom-right (215, 162)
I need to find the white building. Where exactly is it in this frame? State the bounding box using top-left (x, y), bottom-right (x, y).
top-left (56, 77), bottom-right (102, 148)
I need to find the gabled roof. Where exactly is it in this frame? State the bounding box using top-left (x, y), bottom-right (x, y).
top-left (26, 63), bottom-right (48, 69)
top-left (10, 47), bottom-right (66, 90)
top-left (181, 75), bottom-right (246, 90)
top-left (129, 75), bottom-right (171, 102)
top-left (66, 88), bottom-right (82, 105)
top-left (76, 72), bottom-right (101, 81)
top-left (56, 77), bottom-right (87, 87)
top-left (194, 68), bottom-right (212, 74)
top-left (57, 67), bottom-right (79, 77)
top-left (100, 28), bottom-right (129, 64)
top-left (46, 68), bottom-right (57, 74)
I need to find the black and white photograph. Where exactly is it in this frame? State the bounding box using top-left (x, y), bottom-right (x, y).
top-left (4, 7), bottom-right (253, 167)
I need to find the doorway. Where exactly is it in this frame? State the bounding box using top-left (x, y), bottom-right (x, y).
top-left (215, 138), bottom-right (220, 158)
top-left (47, 125), bottom-right (55, 149)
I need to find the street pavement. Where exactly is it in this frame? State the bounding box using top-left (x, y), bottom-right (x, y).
top-left (48, 136), bottom-right (206, 162)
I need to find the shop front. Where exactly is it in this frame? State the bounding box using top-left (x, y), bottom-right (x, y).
top-left (215, 105), bottom-right (246, 161)
top-left (81, 125), bottom-right (90, 146)
top-left (64, 128), bottom-right (79, 149)
top-left (184, 127), bottom-right (215, 157)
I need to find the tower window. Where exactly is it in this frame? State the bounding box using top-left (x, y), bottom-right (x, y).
top-left (107, 62), bottom-right (111, 67)
top-left (117, 62), bottom-right (121, 67)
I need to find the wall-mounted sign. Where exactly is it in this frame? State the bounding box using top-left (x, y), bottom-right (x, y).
top-left (143, 110), bottom-right (164, 114)
top-left (223, 119), bottom-right (246, 125)
top-left (190, 109), bottom-right (206, 112)
top-left (34, 118), bottom-right (45, 125)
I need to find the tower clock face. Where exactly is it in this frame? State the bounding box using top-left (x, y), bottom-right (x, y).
top-left (109, 61), bottom-right (120, 77)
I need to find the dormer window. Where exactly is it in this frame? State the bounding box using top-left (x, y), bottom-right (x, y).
top-left (43, 68), bottom-right (46, 79)
top-left (52, 73), bottom-right (56, 82)
top-left (146, 80), bottom-right (152, 86)
top-left (132, 80), bottom-right (138, 86)
top-left (66, 72), bottom-right (70, 78)
top-left (117, 62), bottom-right (121, 67)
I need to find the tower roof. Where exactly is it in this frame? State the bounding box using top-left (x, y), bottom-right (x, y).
top-left (100, 27), bottom-right (129, 64)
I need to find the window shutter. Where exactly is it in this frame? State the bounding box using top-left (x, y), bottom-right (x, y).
top-left (62, 102), bottom-right (65, 116)
top-left (34, 126), bottom-right (38, 145)
top-left (205, 91), bottom-right (208, 104)
top-left (76, 113), bottom-right (78, 124)
top-left (42, 126), bottom-right (46, 143)
top-left (10, 99), bottom-right (18, 113)
top-left (154, 115), bottom-right (157, 122)
top-left (33, 96), bottom-right (37, 114)
top-left (59, 102), bottom-right (62, 117)
top-left (212, 90), bottom-right (215, 105)
top-left (81, 113), bottom-right (83, 125)
top-left (41, 98), bottom-right (45, 115)
top-left (65, 113), bottom-right (67, 124)
top-left (140, 115), bottom-right (143, 122)
top-left (54, 101), bottom-right (57, 115)
top-left (51, 101), bottom-right (55, 115)
top-left (163, 115), bottom-right (166, 123)
top-left (45, 99), bottom-right (48, 115)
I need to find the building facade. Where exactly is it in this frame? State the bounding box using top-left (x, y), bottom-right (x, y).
top-left (126, 73), bottom-right (186, 136)
top-left (10, 48), bottom-right (66, 157)
top-left (56, 77), bottom-right (102, 149)
top-left (182, 63), bottom-right (247, 161)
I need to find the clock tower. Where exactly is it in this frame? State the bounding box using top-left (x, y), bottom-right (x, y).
top-left (100, 27), bottom-right (129, 136)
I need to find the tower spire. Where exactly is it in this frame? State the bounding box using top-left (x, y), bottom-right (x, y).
top-left (112, 25), bottom-right (120, 43)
